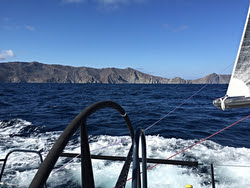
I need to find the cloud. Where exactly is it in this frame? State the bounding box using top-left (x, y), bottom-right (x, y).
top-left (98, 0), bottom-right (127, 3)
top-left (96, 0), bottom-right (127, 10)
top-left (62, 0), bottom-right (84, 3)
top-left (163, 24), bottom-right (188, 33)
top-left (60, 0), bottom-right (147, 10)
top-left (163, 24), bottom-right (169, 30)
top-left (25, 25), bottom-right (35, 31)
top-left (179, 25), bottom-right (188, 31)
top-left (1, 18), bottom-right (36, 31)
top-left (2, 17), bottom-right (11, 22)
top-left (0, 50), bottom-right (15, 60)
top-left (96, 0), bottom-right (147, 10)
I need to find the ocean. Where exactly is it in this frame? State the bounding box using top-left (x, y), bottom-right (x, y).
top-left (0, 83), bottom-right (250, 188)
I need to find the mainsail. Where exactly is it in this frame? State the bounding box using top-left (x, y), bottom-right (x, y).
top-left (213, 5), bottom-right (250, 110)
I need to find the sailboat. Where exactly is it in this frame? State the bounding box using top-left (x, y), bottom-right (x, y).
top-left (213, 5), bottom-right (250, 110)
top-left (1, 5), bottom-right (250, 188)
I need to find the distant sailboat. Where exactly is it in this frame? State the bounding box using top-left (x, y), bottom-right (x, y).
top-left (213, 5), bottom-right (250, 110)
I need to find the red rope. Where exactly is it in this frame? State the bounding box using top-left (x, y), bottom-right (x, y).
top-left (126, 114), bottom-right (250, 182)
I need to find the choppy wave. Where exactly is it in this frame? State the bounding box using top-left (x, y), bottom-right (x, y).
top-left (0, 119), bottom-right (250, 188)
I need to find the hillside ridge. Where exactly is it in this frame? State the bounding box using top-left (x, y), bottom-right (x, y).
top-left (0, 61), bottom-right (231, 84)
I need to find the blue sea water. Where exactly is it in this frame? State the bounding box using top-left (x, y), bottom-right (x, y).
top-left (0, 83), bottom-right (250, 187)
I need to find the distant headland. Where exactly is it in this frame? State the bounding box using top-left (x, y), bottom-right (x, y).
top-left (0, 61), bottom-right (230, 84)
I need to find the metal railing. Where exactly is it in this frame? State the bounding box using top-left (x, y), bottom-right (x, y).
top-left (1, 101), bottom-right (247, 188)
top-left (29, 101), bottom-right (134, 188)
top-left (27, 101), bottom-right (203, 188)
top-left (132, 127), bottom-right (147, 188)
top-left (0, 149), bottom-right (47, 188)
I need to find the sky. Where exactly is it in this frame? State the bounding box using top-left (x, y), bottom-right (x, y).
top-left (1, 0), bottom-right (250, 79)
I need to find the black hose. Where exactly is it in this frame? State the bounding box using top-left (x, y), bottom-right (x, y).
top-left (29, 101), bottom-right (134, 188)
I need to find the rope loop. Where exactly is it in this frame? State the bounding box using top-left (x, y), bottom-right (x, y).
top-left (220, 95), bottom-right (228, 110)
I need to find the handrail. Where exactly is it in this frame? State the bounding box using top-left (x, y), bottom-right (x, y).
top-left (29, 101), bottom-right (134, 188)
top-left (132, 128), bottom-right (147, 188)
top-left (0, 149), bottom-right (46, 188)
top-left (211, 164), bottom-right (215, 188)
top-left (59, 152), bottom-right (198, 166)
top-left (2, 100), bottom-right (247, 188)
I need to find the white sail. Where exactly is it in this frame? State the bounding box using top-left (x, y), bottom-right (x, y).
top-left (213, 5), bottom-right (250, 110)
top-left (227, 5), bottom-right (250, 97)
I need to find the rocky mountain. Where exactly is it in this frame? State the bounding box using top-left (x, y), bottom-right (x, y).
top-left (0, 61), bottom-right (231, 84)
top-left (191, 73), bottom-right (231, 84)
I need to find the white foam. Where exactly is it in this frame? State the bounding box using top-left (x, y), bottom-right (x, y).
top-left (0, 119), bottom-right (250, 187)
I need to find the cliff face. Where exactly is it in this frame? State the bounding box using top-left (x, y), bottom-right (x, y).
top-left (0, 62), bottom-right (231, 84)
top-left (0, 61), bottom-right (170, 84)
top-left (190, 73), bottom-right (231, 84)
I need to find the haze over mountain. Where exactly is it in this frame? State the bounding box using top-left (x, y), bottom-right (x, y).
top-left (0, 61), bottom-right (230, 84)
